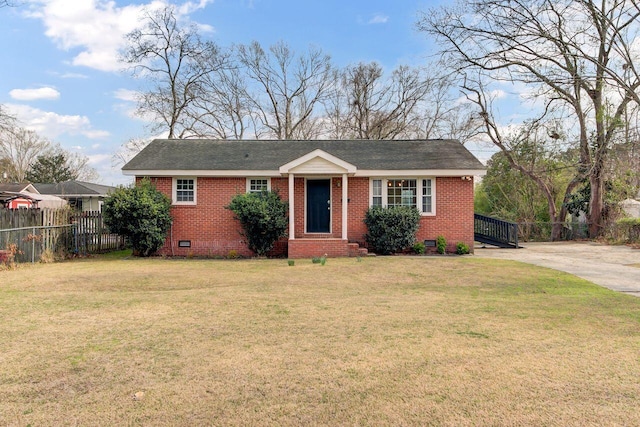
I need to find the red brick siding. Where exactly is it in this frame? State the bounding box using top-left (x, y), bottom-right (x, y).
top-left (142, 177), bottom-right (275, 257)
top-left (137, 175), bottom-right (475, 257)
top-left (346, 177), bottom-right (370, 244)
top-left (417, 177), bottom-right (475, 253)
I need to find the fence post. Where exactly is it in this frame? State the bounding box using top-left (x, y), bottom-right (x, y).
top-left (32, 226), bottom-right (36, 263)
top-left (74, 222), bottom-right (78, 255)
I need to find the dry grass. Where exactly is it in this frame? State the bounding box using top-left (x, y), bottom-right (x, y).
top-left (1, 253), bottom-right (640, 426)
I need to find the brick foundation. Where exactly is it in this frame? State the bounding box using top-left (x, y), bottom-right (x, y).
top-left (288, 239), bottom-right (350, 259)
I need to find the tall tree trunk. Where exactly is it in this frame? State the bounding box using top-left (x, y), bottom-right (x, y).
top-left (588, 161), bottom-right (605, 237)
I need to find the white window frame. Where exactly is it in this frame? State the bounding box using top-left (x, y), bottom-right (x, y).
top-left (246, 177), bottom-right (271, 194)
top-left (172, 177), bottom-right (197, 205)
top-left (369, 177), bottom-right (435, 216)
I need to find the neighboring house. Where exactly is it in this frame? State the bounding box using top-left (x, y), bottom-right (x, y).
top-left (33, 181), bottom-right (116, 212)
top-left (123, 139), bottom-right (486, 258)
top-left (0, 183), bottom-right (40, 209)
top-left (0, 183), bottom-right (68, 209)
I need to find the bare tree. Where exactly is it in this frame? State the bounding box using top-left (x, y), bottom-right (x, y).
top-left (52, 146), bottom-right (99, 182)
top-left (339, 62), bottom-right (431, 139)
top-left (185, 65), bottom-right (255, 139)
top-left (0, 127), bottom-right (50, 182)
top-left (323, 63), bottom-right (478, 141)
top-left (419, 0), bottom-right (640, 237)
top-left (409, 73), bottom-right (483, 143)
top-left (469, 80), bottom-right (582, 239)
top-left (237, 41), bottom-right (333, 139)
top-left (0, 105), bottom-right (16, 134)
top-left (112, 137), bottom-right (153, 167)
top-left (121, 5), bottom-right (229, 139)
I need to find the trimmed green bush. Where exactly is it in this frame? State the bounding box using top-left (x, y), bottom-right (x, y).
top-left (413, 241), bottom-right (426, 254)
top-left (102, 178), bottom-right (172, 257)
top-left (436, 235), bottom-right (447, 254)
top-left (456, 241), bottom-right (470, 255)
top-left (226, 190), bottom-right (288, 257)
top-left (364, 206), bottom-right (420, 255)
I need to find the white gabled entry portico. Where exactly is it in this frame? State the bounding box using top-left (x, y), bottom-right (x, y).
top-left (279, 150), bottom-right (357, 257)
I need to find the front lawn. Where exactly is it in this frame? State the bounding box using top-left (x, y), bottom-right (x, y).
top-left (1, 255), bottom-right (639, 426)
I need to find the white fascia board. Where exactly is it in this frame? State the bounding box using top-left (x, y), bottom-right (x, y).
top-left (123, 168), bottom-right (487, 178)
top-left (279, 149), bottom-right (357, 174)
top-left (22, 184), bottom-right (39, 193)
top-left (356, 169), bottom-right (487, 177)
top-left (122, 170), bottom-right (281, 177)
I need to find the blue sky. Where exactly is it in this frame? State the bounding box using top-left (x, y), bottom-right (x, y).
top-left (0, 0), bottom-right (451, 185)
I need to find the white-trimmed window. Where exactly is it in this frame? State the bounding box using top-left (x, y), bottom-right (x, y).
top-left (370, 178), bottom-right (435, 215)
top-left (247, 178), bottom-right (271, 193)
top-left (421, 179), bottom-right (433, 214)
top-left (372, 179), bottom-right (383, 207)
top-left (173, 177), bottom-right (197, 205)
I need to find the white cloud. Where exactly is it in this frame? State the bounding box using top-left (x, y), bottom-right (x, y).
top-left (178, 0), bottom-right (215, 15)
top-left (489, 89), bottom-right (507, 100)
top-left (5, 103), bottom-right (110, 140)
top-left (83, 129), bottom-right (111, 139)
top-left (113, 88), bottom-right (138, 102)
top-left (87, 153), bottom-right (112, 166)
top-left (60, 72), bottom-right (90, 79)
top-left (194, 22), bottom-right (215, 33)
top-left (368, 14), bottom-right (389, 25)
top-left (25, 0), bottom-right (214, 72)
top-left (113, 89), bottom-right (141, 119)
top-left (9, 87), bottom-right (61, 101)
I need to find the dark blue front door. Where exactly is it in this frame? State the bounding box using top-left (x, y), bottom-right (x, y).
top-left (307, 179), bottom-right (331, 233)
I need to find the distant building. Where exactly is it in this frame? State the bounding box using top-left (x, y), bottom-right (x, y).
top-left (0, 183), bottom-right (68, 209)
top-left (33, 181), bottom-right (117, 212)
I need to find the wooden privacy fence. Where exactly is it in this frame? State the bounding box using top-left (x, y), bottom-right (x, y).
top-left (0, 208), bottom-right (125, 263)
top-left (71, 211), bottom-right (125, 256)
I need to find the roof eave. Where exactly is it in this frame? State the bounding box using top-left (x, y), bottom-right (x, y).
top-left (123, 168), bottom-right (487, 177)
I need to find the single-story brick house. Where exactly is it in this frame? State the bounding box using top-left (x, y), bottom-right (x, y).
top-left (122, 139), bottom-right (486, 258)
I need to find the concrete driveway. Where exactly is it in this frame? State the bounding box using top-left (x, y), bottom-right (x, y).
top-left (474, 241), bottom-right (640, 297)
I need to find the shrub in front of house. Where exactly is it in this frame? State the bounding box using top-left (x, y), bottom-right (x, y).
top-left (456, 241), bottom-right (470, 255)
top-left (102, 178), bottom-right (172, 257)
top-left (413, 241), bottom-right (426, 254)
top-left (364, 206), bottom-right (420, 255)
top-left (436, 235), bottom-right (447, 254)
top-left (227, 190), bottom-right (288, 257)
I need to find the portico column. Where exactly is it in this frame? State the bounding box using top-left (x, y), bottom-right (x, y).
top-left (289, 173), bottom-right (295, 239)
top-left (342, 173), bottom-right (348, 240)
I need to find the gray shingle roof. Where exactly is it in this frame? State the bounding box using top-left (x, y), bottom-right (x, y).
top-left (33, 181), bottom-right (116, 197)
top-left (122, 139), bottom-right (485, 173)
top-left (0, 183), bottom-right (34, 193)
